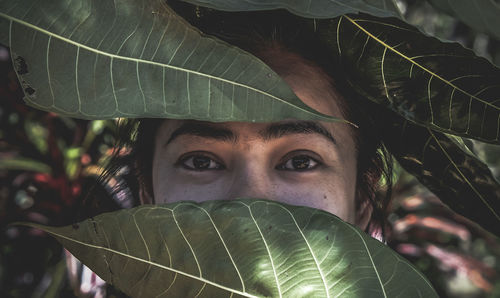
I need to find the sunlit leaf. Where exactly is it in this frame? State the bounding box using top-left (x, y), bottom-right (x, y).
top-left (320, 14), bottom-right (500, 144)
top-left (383, 117), bottom-right (500, 237)
top-left (21, 199), bottom-right (437, 297)
top-left (0, 0), bottom-right (339, 123)
top-left (181, 0), bottom-right (400, 18)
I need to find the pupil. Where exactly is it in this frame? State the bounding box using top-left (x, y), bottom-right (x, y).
top-left (292, 156), bottom-right (309, 169)
top-left (193, 156), bottom-right (210, 169)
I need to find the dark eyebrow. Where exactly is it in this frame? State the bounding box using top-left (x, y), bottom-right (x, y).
top-left (165, 120), bottom-right (336, 147)
top-left (165, 122), bottom-right (237, 145)
top-left (260, 121), bottom-right (337, 146)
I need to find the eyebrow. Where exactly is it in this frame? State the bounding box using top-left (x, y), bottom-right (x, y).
top-left (261, 121), bottom-right (337, 145)
top-left (165, 120), bottom-right (336, 146)
top-left (166, 121), bottom-right (236, 145)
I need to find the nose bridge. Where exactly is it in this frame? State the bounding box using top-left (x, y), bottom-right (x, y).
top-left (225, 161), bottom-right (273, 200)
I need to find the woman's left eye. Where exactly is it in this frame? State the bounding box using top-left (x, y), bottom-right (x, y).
top-left (276, 155), bottom-right (319, 171)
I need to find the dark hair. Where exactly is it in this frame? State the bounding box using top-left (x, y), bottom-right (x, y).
top-left (99, 6), bottom-right (393, 239)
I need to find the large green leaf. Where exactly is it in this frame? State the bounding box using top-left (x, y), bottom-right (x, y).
top-left (0, 0), bottom-right (339, 122)
top-left (319, 14), bottom-right (500, 144)
top-left (181, 0), bottom-right (400, 18)
top-left (22, 199), bottom-right (437, 297)
top-left (428, 0), bottom-right (500, 40)
top-left (181, 1), bottom-right (500, 144)
top-left (383, 116), bottom-right (500, 237)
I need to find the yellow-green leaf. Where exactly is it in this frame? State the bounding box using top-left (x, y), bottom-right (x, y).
top-left (20, 199), bottom-right (438, 297)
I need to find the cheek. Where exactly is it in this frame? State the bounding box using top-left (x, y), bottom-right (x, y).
top-left (272, 177), bottom-right (356, 223)
top-left (152, 166), bottom-right (357, 222)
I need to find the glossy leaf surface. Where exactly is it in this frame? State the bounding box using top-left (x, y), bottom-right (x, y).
top-left (182, 0), bottom-right (400, 18)
top-left (0, 0), bottom-right (337, 122)
top-left (383, 117), bottom-right (500, 237)
top-left (320, 14), bottom-right (500, 144)
top-left (23, 199), bottom-right (437, 297)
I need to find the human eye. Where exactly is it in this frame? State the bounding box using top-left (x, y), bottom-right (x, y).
top-left (276, 151), bottom-right (321, 171)
top-left (176, 152), bottom-right (225, 171)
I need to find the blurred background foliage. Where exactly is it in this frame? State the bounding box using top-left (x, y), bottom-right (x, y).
top-left (0, 42), bottom-right (130, 297)
top-left (1, 0), bottom-right (500, 297)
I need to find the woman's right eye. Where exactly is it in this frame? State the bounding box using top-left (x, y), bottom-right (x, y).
top-left (179, 154), bottom-right (224, 171)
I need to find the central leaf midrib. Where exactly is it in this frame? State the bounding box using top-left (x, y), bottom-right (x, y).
top-left (40, 226), bottom-right (258, 298)
top-left (0, 12), bottom-right (332, 118)
top-left (344, 15), bottom-right (500, 111)
top-left (280, 204), bottom-right (330, 297)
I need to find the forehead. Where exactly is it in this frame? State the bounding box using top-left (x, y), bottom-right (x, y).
top-left (255, 43), bottom-right (348, 121)
top-left (155, 63), bottom-right (355, 148)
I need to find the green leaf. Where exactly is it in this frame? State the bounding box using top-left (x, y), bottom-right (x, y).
top-left (319, 13), bottom-right (500, 144)
top-left (0, 156), bottom-right (51, 173)
top-left (428, 0), bottom-right (500, 40)
top-left (21, 199), bottom-right (437, 297)
top-left (181, 0), bottom-right (400, 18)
top-left (182, 1), bottom-right (500, 143)
top-left (383, 116), bottom-right (500, 237)
top-left (24, 119), bottom-right (48, 154)
top-left (0, 0), bottom-right (339, 123)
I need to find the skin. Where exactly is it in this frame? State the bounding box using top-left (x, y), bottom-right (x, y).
top-left (151, 56), bottom-right (365, 227)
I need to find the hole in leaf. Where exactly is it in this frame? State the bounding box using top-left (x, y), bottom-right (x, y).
top-left (24, 87), bottom-right (35, 96)
top-left (14, 56), bottom-right (28, 75)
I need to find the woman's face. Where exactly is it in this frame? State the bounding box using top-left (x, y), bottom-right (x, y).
top-left (151, 61), bottom-right (360, 225)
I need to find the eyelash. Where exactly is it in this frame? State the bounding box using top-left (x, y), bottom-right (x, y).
top-left (177, 151), bottom-right (321, 172)
top-left (276, 154), bottom-right (320, 171)
top-left (177, 152), bottom-right (225, 171)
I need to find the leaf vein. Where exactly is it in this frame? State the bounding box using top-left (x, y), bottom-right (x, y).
top-left (428, 130), bottom-right (500, 221)
top-left (171, 206), bottom-right (202, 277)
top-left (344, 15), bottom-right (500, 111)
top-left (42, 228), bottom-right (256, 297)
top-left (0, 12), bottom-right (339, 120)
top-left (247, 203), bottom-right (282, 297)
